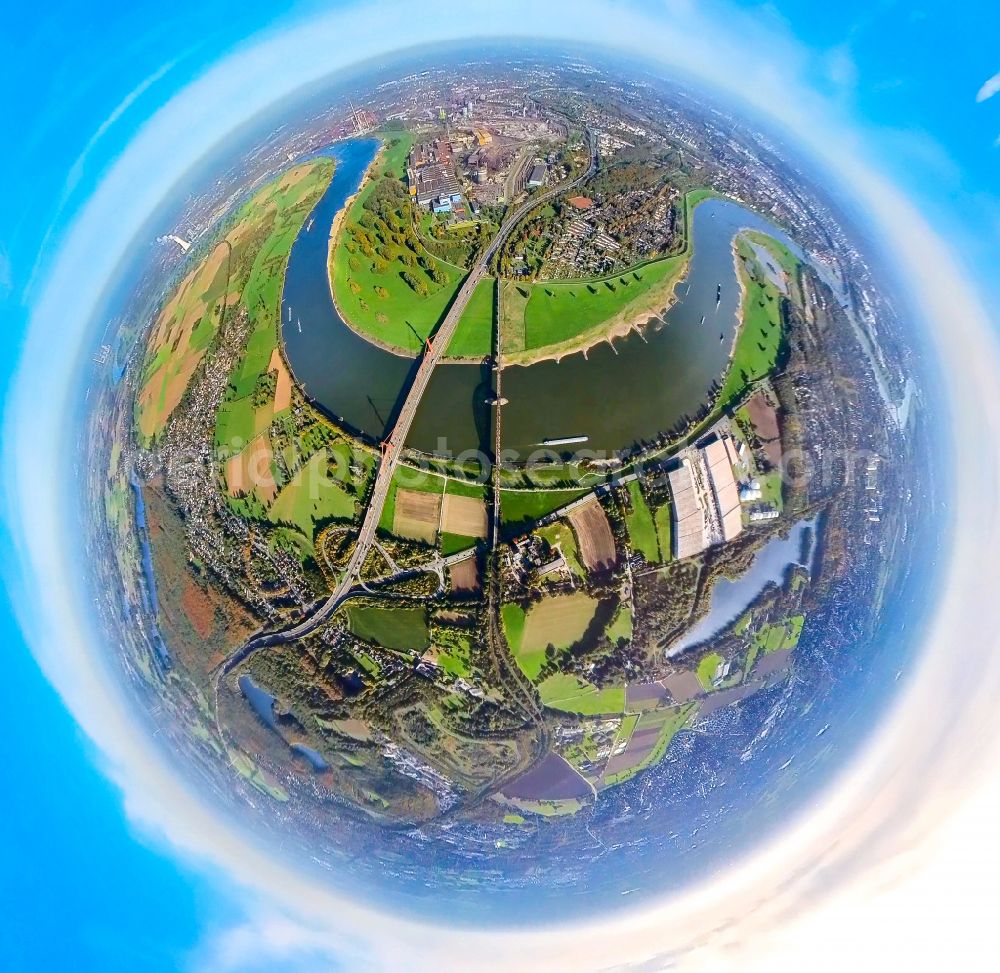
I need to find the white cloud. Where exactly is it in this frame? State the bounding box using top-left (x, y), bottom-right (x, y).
top-left (977, 70), bottom-right (1000, 102)
top-left (4, 2), bottom-right (1000, 972)
top-left (825, 43), bottom-right (858, 90)
top-left (64, 59), bottom-right (179, 196)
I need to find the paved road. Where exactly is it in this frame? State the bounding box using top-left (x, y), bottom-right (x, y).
top-left (217, 133), bottom-right (598, 678)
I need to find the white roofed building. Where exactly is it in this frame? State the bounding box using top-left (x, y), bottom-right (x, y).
top-left (668, 461), bottom-right (708, 559)
top-left (703, 438), bottom-right (743, 543)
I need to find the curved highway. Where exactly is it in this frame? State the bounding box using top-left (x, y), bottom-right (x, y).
top-left (217, 131), bottom-right (598, 682)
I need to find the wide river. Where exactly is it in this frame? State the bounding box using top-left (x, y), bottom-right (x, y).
top-left (281, 139), bottom-right (802, 456)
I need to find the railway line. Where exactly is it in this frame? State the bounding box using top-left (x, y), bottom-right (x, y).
top-left (215, 130), bottom-right (598, 720)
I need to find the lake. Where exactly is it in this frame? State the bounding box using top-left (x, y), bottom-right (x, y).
top-left (238, 674), bottom-right (276, 727)
top-left (667, 520), bottom-right (815, 657)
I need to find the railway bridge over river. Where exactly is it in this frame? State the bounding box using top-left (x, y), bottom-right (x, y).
top-left (216, 131), bottom-right (598, 694)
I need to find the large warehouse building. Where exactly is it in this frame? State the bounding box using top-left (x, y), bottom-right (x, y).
top-left (668, 461), bottom-right (708, 560)
top-left (703, 438), bottom-right (743, 543)
top-left (669, 433), bottom-right (745, 559)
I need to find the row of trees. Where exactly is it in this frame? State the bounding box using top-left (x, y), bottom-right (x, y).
top-left (344, 169), bottom-right (454, 297)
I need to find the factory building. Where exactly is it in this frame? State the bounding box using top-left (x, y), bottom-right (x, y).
top-left (668, 461), bottom-right (708, 560)
top-left (702, 438), bottom-right (743, 543)
top-left (410, 162), bottom-right (463, 208)
top-left (668, 433), bottom-right (748, 560)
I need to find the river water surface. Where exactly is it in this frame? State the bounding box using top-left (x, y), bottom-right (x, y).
top-left (280, 140), bottom-right (803, 455)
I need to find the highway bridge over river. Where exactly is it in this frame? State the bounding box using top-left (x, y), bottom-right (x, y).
top-left (215, 132), bottom-right (598, 691)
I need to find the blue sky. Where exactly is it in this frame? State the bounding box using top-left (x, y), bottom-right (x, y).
top-left (1, 2), bottom-right (999, 971)
top-left (0, 583), bottom-right (206, 971)
top-left (2, 0), bottom-right (1000, 320)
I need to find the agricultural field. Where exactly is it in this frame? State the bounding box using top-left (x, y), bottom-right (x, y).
top-left (623, 681), bottom-right (669, 712)
top-left (439, 491), bottom-right (488, 539)
top-left (745, 614), bottom-right (805, 677)
top-left (168, 157), bottom-right (384, 561)
top-left (448, 554), bottom-right (479, 593)
top-left (501, 592), bottom-right (598, 680)
top-left (225, 434), bottom-right (278, 505)
top-left (137, 241), bottom-right (231, 441)
top-left (215, 348), bottom-right (296, 451)
top-left (653, 502), bottom-right (673, 564)
top-left (499, 488), bottom-right (590, 529)
top-left (441, 533), bottom-right (478, 557)
top-left (566, 496), bottom-right (616, 572)
top-left (329, 134), bottom-right (466, 352)
top-left (138, 159), bottom-right (333, 442)
top-left (222, 411), bottom-right (374, 560)
top-left (538, 674), bottom-right (625, 716)
top-left (394, 488), bottom-right (443, 544)
top-left (378, 465), bottom-right (447, 536)
top-left (661, 670), bottom-right (703, 703)
top-left (624, 480), bottom-right (659, 562)
top-left (500, 604), bottom-right (528, 669)
top-left (535, 522), bottom-right (586, 579)
top-left (347, 605), bottom-right (430, 652)
top-left (267, 448), bottom-right (359, 538)
top-left (601, 704), bottom-right (697, 788)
